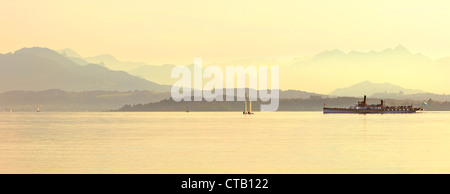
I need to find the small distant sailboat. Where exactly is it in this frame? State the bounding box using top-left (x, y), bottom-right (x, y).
top-left (37, 107), bottom-right (40, 112)
top-left (243, 94), bottom-right (254, 115)
top-left (186, 104), bottom-right (189, 113)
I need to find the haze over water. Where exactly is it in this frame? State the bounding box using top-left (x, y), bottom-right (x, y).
top-left (1, 112), bottom-right (449, 173)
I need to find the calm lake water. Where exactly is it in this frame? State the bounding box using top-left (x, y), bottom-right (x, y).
top-left (1, 111), bottom-right (450, 173)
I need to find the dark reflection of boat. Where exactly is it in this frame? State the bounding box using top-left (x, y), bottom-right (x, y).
top-left (323, 95), bottom-right (423, 114)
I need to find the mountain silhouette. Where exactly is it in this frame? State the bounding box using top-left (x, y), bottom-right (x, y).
top-left (280, 45), bottom-right (445, 94)
top-left (0, 47), bottom-right (170, 93)
top-left (84, 54), bottom-right (148, 72)
top-left (53, 45), bottom-right (450, 95)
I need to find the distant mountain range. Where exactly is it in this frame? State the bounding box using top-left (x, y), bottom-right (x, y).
top-left (280, 45), bottom-right (450, 94)
top-left (84, 54), bottom-right (148, 72)
top-left (58, 48), bottom-right (179, 85)
top-left (1, 46), bottom-right (449, 110)
top-left (0, 47), bottom-right (170, 93)
top-left (60, 45), bottom-right (450, 96)
top-left (57, 49), bottom-right (303, 87)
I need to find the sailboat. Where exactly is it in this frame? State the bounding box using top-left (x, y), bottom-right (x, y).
top-left (186, 104), bottom-right (189, 113)
top-left (243, 94), bottom-right (254, 115)
top-left (37, 107), bottom-right (40, 112)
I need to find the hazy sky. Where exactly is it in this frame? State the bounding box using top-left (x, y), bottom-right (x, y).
top-left (1, 0), bottom-right (450, 65)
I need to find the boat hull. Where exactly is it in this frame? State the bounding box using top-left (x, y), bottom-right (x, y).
top-left (323, 107), bottom-right (418, 114)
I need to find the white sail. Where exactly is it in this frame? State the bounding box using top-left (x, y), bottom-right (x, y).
top-left (249, 100), bottom-right (252, 113)
top-left (244, 94), bottom-right (247, 113)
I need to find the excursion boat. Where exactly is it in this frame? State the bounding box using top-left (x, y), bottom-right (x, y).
top-left (323, 95), bottom-right (423, 114)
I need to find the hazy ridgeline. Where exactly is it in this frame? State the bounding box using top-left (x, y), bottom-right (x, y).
top-left (60, 46), bottom-right (450, 95)
top-left (0, 47), bottom-right (170, 93)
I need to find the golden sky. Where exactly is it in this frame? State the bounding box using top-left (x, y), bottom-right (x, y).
top-left (1, 0), bottom-right (450, 65)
